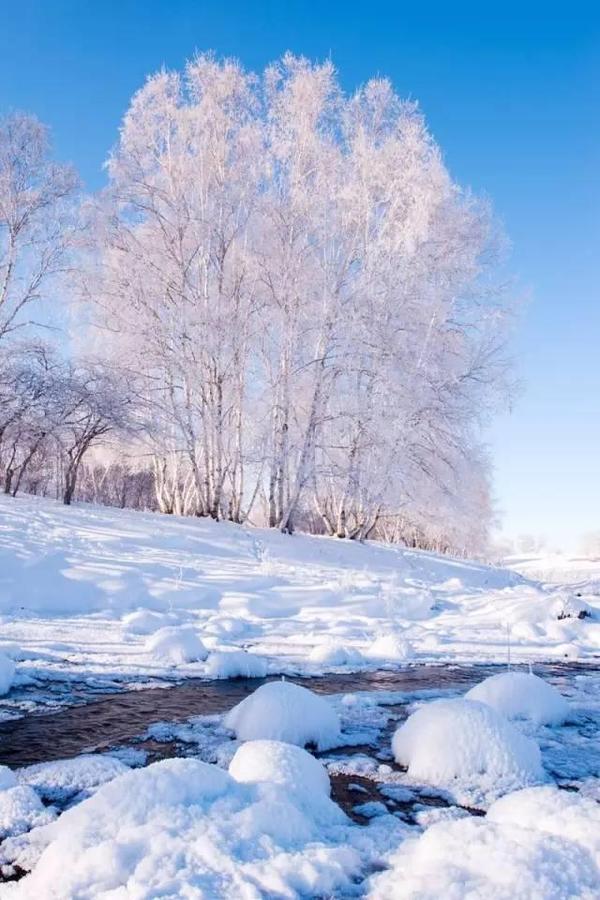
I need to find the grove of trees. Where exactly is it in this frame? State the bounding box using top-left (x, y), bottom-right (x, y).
top-left (0, 54), bottom-right (514, 556)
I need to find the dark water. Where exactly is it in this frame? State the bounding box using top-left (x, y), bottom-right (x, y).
top-left (0, 662), bottom-right (590, 770)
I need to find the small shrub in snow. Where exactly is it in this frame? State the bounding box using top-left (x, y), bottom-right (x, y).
top-left (0, 652), bottom-right (15, 696)
top-left (366, 633), bottom-right (413, 662)
top-left (308, 643), bottom-right (364, 667)
top-left (224, 680), bottom-right (342, 750)
top-left (392, 698), bottom-right (543, 797)
top-left (145, 626), bottom-right (207, 666)
top-left (551, 592), bottom-right (593, 621)
top-left (465, 672), bottom-right (570, 726)
top-left (205, 650), bottom-right (268, 680)
top-left (229, 740), bottom-right (331, 799)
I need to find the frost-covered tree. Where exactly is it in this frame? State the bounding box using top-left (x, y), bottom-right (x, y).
top-left (0, 113), bottom-right (79, 342)
top-left (83, 53), bottom-right (512, 553)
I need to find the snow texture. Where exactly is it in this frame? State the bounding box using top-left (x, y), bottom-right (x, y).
top-left (229, 739), bottom-right (331, 800)
top-left (466, 672), bottom-right (570, 726)
top-left (392, 698), bottom-right (544, 802)
top-left (224, 680), bottom-right (342, 750)
top-left (17, 755), bottom-right (129, 804)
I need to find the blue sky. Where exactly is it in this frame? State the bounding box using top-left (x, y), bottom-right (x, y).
top-left (1, 1), bottom-right (598, 549)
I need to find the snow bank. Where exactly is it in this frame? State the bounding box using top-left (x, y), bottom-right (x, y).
top-left (224, 680), bottom-right (342, 750)
top-left (0, 652), bottom-right (15, 696)
top-left (466, 672), bottom-right (570, 726)
top-left (204, 649), bottom-right (268, 679)
top-left (17, 754), bottom-right (129, 804)
top-left (369, 785), bottom-right (600, 899)
top-left (308, 642), bottom-right (364, 667)
top-left (392, 698), bottom-right (543, 800)
top-left (366, 633), bottom-right (414, 662)
top-left (3, 757), bottom-right (361, 899)
top-left (145, 626), bottom-right (207, 666)
top-left (229, 739), bottom-right (331, 800)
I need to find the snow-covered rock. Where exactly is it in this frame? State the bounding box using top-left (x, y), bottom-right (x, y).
top-left (145, 626), bottom-right (207, 666)
top-left (17, 754), bottom-right (129, 804)
top-left (0, 652), bottom-right (15, 696)
top-left (392, 698), bottom-right (544, 801)
top-left (308, 642), bottom-right (364, 667)
top-left (2, 757), bottom-right (362, 899)
top-left (224, 680), bottom-right (342, 750)
top-left (465, 671), bottom-right (570, 726)
top-left (369, 786), bottom-right (600, 899)
top-left (229, 739), bottom-right (331, 800)
top-left (204, 649), bottom-right (268, 679)
top-left (366, 633), bottom-right (414, 662)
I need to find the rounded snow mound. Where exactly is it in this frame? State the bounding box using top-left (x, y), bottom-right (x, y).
top-left (369, 786), bottom-right (600, 899)
top-left (366, 633), bottom-right (413, 662)
top-left (205, 650), bottom-right (268, 679)
top-left (392, 698), bottom-right (543, 796)
top-left (229, 740), bottom-right (331, 799)
top-left (0, 784), bottom-right (54, 840)
top-left (466, 672), bottom-right (570, 726)
top-left (488, 785), bottom-right (600, 862)
top-left (0, 652), bottom-right (15, 696)
top-left (145, 626), bottom-right (207, 666)
top-left (308, 643), bottom-right (364, 667)
top-left (2, 756), bottom-right (361, 898)
top-left (224, 680), bottom-right (342, 751)
top-left (122, 609), bottom-right (173, 636)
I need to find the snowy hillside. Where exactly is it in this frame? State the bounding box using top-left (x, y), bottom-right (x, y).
top-left (0, 494), bottom-right (597, 688)
top-left (505, 552), bottom-right (600, 589)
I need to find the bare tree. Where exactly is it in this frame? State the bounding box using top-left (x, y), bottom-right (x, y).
top-left (0, 113), bottom-right (79, 343)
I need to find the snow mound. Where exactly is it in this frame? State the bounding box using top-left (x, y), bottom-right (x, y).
top-left (229, 739), bottom-right (331, 800)
top-left (466, 672), bottom-right (570, 726)
top-left (0, 652), bottom-right (15, 696)
top-left (145, 626), bottom-right (207, 665)
top-left (3, 757), bottom-right (361, 899)
top-left (392, 698), bottom-right (543, 800)
top-left (17, 754), bottom-right (129, 804)
top-left (121, 609), bottom-right (173, 635)
top-left (370, 785), bottom-right (600, 899)
top-left (488, 785), bottom-right (600, 863)
top-left (224, 680), bottom-right (342, 750)
top-left (204, 649), bottom-right (268, 679)
top-left (366, 633), bottom-right (414, 662)
top-left (308, 642), bottom-right (364, 667)
top-left (0, 785), bottom-right (54, 840)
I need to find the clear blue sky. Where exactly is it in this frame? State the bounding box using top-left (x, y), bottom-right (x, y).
top-left (2, 1), bottom-right (599, 550)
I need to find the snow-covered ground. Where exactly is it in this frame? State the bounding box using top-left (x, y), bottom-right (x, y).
top-left (0, 495), bottom-right (599, 897)
top-left (0, 495), bottom-right (598, 697)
